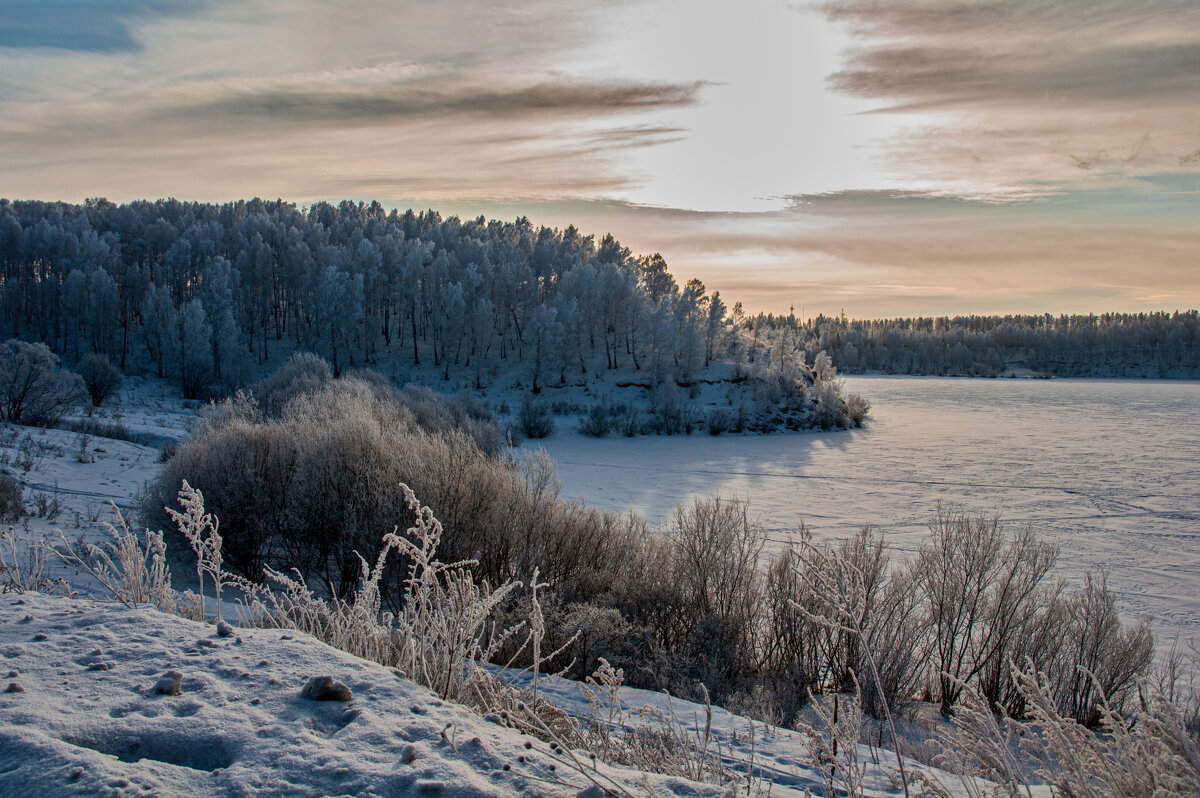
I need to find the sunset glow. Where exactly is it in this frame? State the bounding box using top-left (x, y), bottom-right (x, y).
top-left (1, 0), bottom-right (1196, 316)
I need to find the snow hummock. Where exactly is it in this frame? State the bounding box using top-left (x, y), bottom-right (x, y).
top-left (0, 593), bottom-right (978, 797)
top-left (0, 593), bottom-right (720, 797)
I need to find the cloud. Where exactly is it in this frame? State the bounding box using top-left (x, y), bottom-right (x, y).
top-left (0, 1), bottom-right (706, 205)
top-left (0, 0), bottom-right (205, 52)
top-left (157, 77), bottom-right (704, 127)
top-left (830, 43), bottom-right (1199, 108)
top-left (497, 189), bottom-right (1199, 316)
top-left (819, 0), bottom-right (1200, 196)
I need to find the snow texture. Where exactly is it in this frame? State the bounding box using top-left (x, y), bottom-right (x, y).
top-left (0, 590), bottom-right (984, 796)
top-left (0, 594), bottom-right (718, 797)
top-left (0, 593), bottom-right (977, 797)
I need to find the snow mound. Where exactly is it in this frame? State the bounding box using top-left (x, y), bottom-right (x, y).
top-left (0, 593), bottom-right (734, 797)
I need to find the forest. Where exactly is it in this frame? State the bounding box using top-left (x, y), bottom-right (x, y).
top-left (3, 196), bottom-right (1191, 426)
top-left (0, 197), bottom-right (873, 433)
top-left (743, 310), bottom-right (1200, 378)
top-left (0, 197), bottom-right (728, 394)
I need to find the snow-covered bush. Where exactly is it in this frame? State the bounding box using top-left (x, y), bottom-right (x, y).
top-left (916, 507), bottom-right (1060, 716)
top-left (663, 497), bottom-right (764, 697)
top-left (844, 392), bottom-right (870, 426)
top-left (146, 377), bottom-right (627, 609)
top-left (1, 526), bottom-right (63, 594)
top-left (704, 408), bottom-right (729, 435)
top-left (942, 664), bottom-right (1200, 796)
top-left (253, 351), bottom-right (332, 417)
top-left (1048, 570), bottom-right (1154, 725)
top-left (515, 395), bottom-right (554, 439)
top-left (578, 402), bottom-right (611, 437)
top-left (803, 682), bottom-right (868, 798)
top-left (191, 389), bottom-right (260, 436)
top-left (753, 523), bottom-right (923, 784)
top-left (78, 354), bottom-right (123, 408)
top-left (0, 339), bottom-right (87, 426)
top-left (810, 378), bottom-right (843, 429)
top-left (0, 473), bottom-right (22, 523)
top-left (395, 384), bottom-right (500, 456)
top-left (50, 507), bottom-right (176, 612)
top-left (243, 484), bottom-right (523, 703)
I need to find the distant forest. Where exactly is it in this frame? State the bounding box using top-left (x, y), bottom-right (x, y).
top-left (740, 310), bottom-right (1200, 378)
top-left (2, 197), bottom-right (1192, 416)
top-left (0, 197), bottom-right (729, 397)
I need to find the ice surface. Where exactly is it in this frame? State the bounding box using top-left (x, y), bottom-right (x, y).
top-left (530, 377), bottom-right (1200, 661)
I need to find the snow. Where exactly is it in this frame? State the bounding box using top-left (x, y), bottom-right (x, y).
top-left (0, 376), bottom-right (988, 796)
top-left (0, 592), bottom-right (980, 798)
top-left (528, 376), bottom-right (1200, 661)
top-left (2, 591), bottom-right (678, 797)
top-left (1, 373), bottom-right (1181, 795)
top-left (0, 377), bottom-right (192, 594)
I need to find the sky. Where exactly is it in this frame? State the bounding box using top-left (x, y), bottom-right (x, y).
top-left (0, 0), bottom-right (1196, 318)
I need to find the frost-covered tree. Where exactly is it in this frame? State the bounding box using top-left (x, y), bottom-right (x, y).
top-left (178, 299), bottom-right (214, 398)
top-left (526, 304), bottom-right (562, 392)
top-left (140, 282), bottom-right (178, 379)
top-left (0, 339), bottom-right (86, 425)
top-left (87, 268), bottom-right (120, 356)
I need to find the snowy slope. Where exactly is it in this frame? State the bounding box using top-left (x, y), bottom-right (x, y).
top-left (0, 593), bottom-right (732, 798)
top-left (0, 593), bottom-right (987, 798)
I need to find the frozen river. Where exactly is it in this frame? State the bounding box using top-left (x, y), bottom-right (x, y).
top-left (528, 376), bottom-right (1200, 656)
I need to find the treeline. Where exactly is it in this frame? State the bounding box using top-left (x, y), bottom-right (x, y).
top-left (145, 355), bottom-right (1153, 737)
top-left (0, 197), bottom-right (729, 397)
top-left (739, 310), bottom-right (1200, 377)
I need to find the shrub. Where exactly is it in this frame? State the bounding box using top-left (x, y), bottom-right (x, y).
top-left (941, 665), bottom-right (1200, 796)
top-left (78, 354), bottom-right (123, 407)
top-left (0, 473), bottom-right (23, 523)
top-left (1, 525), bottom-right (65, 595)
top-left (0, 339), bottom-right (87, 426)
top-left (617, 405), bottom-right (641, 437)
top-left (57, 417), bottom-right (162, 447)
top-left (844, 392), bottom-right (870, 426)
top-left (144, 379), bottom-right (413, 585)
top-left (810, 378), bottom-right (843, 429)
top-left (254, 351), bottom-right (332, 417)
top-left (516, 395), bottom-right (554, 439)
top-left (731, 404), bottom-right (748, 433)
top-left (1051, 570), bottom-right (1154, 725)
top-left (664, 496), bottom-right (764, 697)
top-left (705, 408), bottom-right (729, 435)
top-left (578, 403), bottom-right (611, 437)
top-left (915, 507), bottom-right (1059, 715)
top-left (397, 384), bottom-right (500, 456)
top-left (550, 399), bottom-right (578, 416)
top-left (144, 378), bottom-right (616, 602)
top-left (191, 390), bottom-right (261, 436)
top-left (49, 507), bottom-right (176, 612)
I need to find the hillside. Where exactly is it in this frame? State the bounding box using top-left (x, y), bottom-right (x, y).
top-left (0, 591), bottom-right (970, 798)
